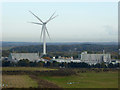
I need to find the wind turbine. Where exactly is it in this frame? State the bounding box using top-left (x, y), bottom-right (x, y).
top-left (29, 11), bottom-right (58, 55)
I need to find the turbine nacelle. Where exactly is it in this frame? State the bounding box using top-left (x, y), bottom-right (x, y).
top-left (43, 22), bottom-right (47, 24)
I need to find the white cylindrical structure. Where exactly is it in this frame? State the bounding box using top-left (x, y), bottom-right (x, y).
top-left (43, 25), bottom-right (46, 55)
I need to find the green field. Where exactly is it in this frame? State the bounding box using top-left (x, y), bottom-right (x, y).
top-left (39, 71), bottom-right (118, 88)
top-left (2, 75), bottom-right (38, 88)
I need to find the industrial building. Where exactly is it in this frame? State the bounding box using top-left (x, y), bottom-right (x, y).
top-left (8, 53), bottom-right (40, 62)
top-left (51, 56), bottom-right (72, 63)
top-left (79, 51), bottom-right (111, 65)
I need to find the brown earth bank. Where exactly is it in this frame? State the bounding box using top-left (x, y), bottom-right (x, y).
top-left (2, 69), bottom-right (76, 76)
top-left (2, 68), bottom-right (119, 76)
top-left (1, 88), bottom-right (119, 90)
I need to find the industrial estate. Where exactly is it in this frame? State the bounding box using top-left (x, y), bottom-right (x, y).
top-left (5, 51), bottom-right (112, 65)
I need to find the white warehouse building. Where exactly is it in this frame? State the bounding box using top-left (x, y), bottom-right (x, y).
top-left (80, 51), bottom-right (111, 65)
top-left (8, 53), bottom-right (40, 62)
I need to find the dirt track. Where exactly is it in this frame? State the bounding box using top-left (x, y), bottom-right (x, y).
top-left (29, 75), bottom-right (62, 88)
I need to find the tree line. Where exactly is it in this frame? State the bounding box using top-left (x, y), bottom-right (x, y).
top-left (10, 44), bottom-right (118, 53)
top-left (2, 59), bottom-right (119, 68)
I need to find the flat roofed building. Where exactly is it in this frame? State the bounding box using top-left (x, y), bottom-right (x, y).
top-left (80, 51), bottom-right (111, 65)
top-left (8, 53), bottom-right (40, 62)
top-left (71, 60), bottom-right (81, 63)
top-left (52, 59), bottom-right (71, 63)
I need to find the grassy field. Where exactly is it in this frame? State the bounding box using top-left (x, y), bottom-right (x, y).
top-left (39, 71), bottom-right (118, 88)
top-left (2, 67), bottom-right (118, 88)
top-left (2, 67), bottom-right (57, 71)
top-left (2, 75), bottom-right (38, 88)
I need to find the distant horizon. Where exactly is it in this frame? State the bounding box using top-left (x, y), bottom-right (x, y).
top-left (1, 41), bottom-right (118, 43)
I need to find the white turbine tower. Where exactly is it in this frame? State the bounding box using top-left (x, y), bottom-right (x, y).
top-left (29, 11), bottom-right (58, 55)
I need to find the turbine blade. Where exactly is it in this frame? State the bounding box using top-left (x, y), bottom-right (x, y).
top-left (46, 15), bottom-right (58, 23)
top-left (46, 12), bottom-right (56, 23)
top-left (29, 11), bottom-right (43, 23)
top-left (28, 22), bottom-right (42, 25)
top-left (45, 26), bottom-right (51, 40)
top-left (51, 15), bottom-right (58, 20)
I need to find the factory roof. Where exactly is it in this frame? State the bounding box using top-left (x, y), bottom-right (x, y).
top-left (9, 53), bottom-right (40, 61)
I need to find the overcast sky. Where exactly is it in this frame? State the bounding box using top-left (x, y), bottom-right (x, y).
top-left (2, 2), bottom-right (118, 42)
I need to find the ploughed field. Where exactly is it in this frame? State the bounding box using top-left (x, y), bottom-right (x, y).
top-left (2, 67), bottom-right (118, 88)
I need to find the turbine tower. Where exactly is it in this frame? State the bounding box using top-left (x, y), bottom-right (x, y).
top-left (29, 11), bottom-right (58, 55)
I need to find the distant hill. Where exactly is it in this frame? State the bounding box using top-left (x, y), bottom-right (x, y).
top-left (2, 42), bottom-right (118, 57)
top-left (9, 44), bottom-right (118, 53)
top-left (1, 41), bottom-right (118, 47)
